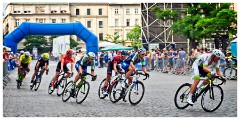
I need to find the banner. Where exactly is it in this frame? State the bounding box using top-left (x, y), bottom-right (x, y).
top-left (52, 36), bottom-right (70, 56)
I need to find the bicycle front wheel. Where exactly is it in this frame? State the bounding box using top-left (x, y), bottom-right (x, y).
top-left (201, 85), bottom-right (224, 112)
top-left (129, 81), bottom-right (145, 105)
top-left (174, 83), bottom-right (191, 109)
top-left (98, 78), bottom-right (107, 99)
top-left (48, 78), bottom-right (54, 94)
top-left (57, 79), bottom-right (67, 96)
top-left (34, 77), bottom-right (41, 91)
top-left (62, 81), bottom-right (74, 102)
top-left (109, 81), bottom-right (122, 103)
top-left (76, 81), bottom-right (90, 104)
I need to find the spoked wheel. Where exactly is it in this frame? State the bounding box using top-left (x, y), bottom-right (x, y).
top-left (109, 81), bottom-right (123, 103)
top-left (174, 83), bottom-right (191, 109)
top-left (62, 81), bottom-right (74, 102)
top-left (48, 78), bottom-right (54, 94)
top-left (57, 79), bottom-right (67, 96)
top-left (76, 81), bottom-right (90, 104)
top-left (129, 81), bottom-right (145, 105)
top-left (224, 67), bottom-right (236, 80)
top-left (34, 77), bottom-right (42, 91)
top-left (201, 85), bottom-right (224, 112)
top-left (98, 78), bottom-right (107, 99)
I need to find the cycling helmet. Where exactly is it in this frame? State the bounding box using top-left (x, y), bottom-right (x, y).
top-left (121, 51), bottom-right (127, 56)
top-left (20, 50), bottom-right (24, 54)
top-left (25, 51), bottom-right (30, 56)
top-left (212, 49), bottom-right (223, 58)
top-left (43, 53), bottom-right (49, 59)
top-left (66, 49), bottom-right (73, 55)
top-left (88, 52), bottom-right (96, 58)
top-left (138, 48), bottom-right (146, 54)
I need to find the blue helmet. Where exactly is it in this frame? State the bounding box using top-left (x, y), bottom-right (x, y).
top-left (121, 51), bottom-right (127, 56)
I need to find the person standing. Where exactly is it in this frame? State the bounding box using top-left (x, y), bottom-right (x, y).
top-left (99, 52), bottom-right (104, 68)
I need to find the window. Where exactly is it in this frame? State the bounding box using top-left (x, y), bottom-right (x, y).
top-left (98, 8), bottom-right (102, 15)
top-left (135, 8), bottom-right (138, 14)
top-left (115, 8), bottom-right (119, 14)
top-left (87, 21), bottom-right (91, 28)
top-left (39, 19), bottom-right (44, 23)
top-left (99, 33), bottom-right (103, 41)
top-left (126, 8), bottom-right (130, 14)
top-left (52, 19), bottom-right (56, 23)
top-left (15, 19), bottom-right (20, 26)
top-left (126, 19), bottom-right (130, 26)
top-left (62, 19), bottom-right (66, 23)
top-left (115, 19), bottom-right (119, 26)
top-left (135, 19), bottom-right (138, 25)
top-left (76, 9), bottom-right (79, 15)
top-left (99, 21), bottom-right (103, 28)
top-left (26, 19), bottom-right (30, 22)
top-left (87, 9), bottom-right (91, 15)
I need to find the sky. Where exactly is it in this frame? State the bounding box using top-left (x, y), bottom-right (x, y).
top-left (2, 3), bottom-right (9, 17)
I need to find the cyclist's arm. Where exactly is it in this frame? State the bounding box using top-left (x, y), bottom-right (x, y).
top-left (91, 60), bottom-right (95, 76)
top-left (130, 61), bottom-right (135, 71)
top-left (216, 61), bottom-right (223, 77)
top-left (71, 63), bottom-right (74, 73)
top-left (36, 61), bottom-right (40, 69)
top-left (113, 63), bottom-right (118, 73)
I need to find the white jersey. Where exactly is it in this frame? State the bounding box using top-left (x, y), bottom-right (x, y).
top-left (192, 53), bottom-right (220, 69)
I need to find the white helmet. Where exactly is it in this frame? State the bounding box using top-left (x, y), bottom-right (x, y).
top-left (25, 51), bottom-right (31, 56)
top-left (20, 50), bottom-right (24, 54)
top-left (138, 48), bottom-right (146, 54)
top-left (212, 49), bottom-right (223, 58)
top-left (88, 52), bottom-right (96, 58)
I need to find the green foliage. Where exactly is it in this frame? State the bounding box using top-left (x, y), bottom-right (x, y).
top-left (70, 38), bottom-right (79, 49)
top-left (151, 6), bottom-right (179, 21)
top-left (126, 25), bottom-right (142, 48)
top-left (23, 35), bottom-right (48, 54)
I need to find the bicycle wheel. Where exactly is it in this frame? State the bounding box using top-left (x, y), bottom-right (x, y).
top-left (109, 81), bottom-right (123, 103)
top-left (98, 78), bottom-right (107, 99)
top-left (129, 81), bottom-right (145, 105)
top-left (48, 78), bottom-right (54, 94)
top-left (201, 85), bottom-right (224, 112)
top-left (62, 81), bottom-right (74, 102)
top-left (57, 79), bottom-right (67, 96)
top-left (34, 77), bottom-right (42, 91)
top-left (76, 81), bottom-right (90, 104)
top-left (17, 80), bottom-right (21, 89)
top-left (174, 83), bottom-right (191, 109)
top-left (224, 67), bottom-right (236, 80)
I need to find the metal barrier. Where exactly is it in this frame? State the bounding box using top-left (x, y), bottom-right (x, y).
top-left (3, 61), bottom-right (11, 89)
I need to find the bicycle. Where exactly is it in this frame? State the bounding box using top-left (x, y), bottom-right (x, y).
top-left (62, 73), bottom-right (95, 104)
top-left (17, 67), bottom-right (29, 89)
top-left (30, 68), bottom-right (48, 91)
top-left (48, 72), bottom-right (71, 96)
top-left (224, 58), bottom-right (237, 80)
top-left (174, 76), bottom-right (226, 112)
top-left (109, 71), bottom-right (149, 105)
top-left (98, 73), bottom-right (124, 100)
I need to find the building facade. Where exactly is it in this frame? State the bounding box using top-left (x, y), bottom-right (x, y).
top-left (3, 2), bottom-right (141, 50)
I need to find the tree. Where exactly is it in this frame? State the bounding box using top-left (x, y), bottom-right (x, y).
top-left (70, 37), bottom-right (79, 49)
top-left (127, 25), bottom-right (142, 48)
top-left (151, 3), bottom-right (237, 51)
top-left (104, 32), bottom-right (125, 44)
top-left (23, 35), bottom-right (48, 53)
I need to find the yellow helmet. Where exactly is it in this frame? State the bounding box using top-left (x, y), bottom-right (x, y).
top-left (43, 53), bottom-right (49, 59)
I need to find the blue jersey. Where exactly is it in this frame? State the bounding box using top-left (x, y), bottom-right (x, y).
top-left (76, 54), bottom-right (95, 70)
top-left (124, 53), bottom-right (145, 66)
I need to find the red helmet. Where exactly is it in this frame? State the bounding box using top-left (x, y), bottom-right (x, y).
top-left (66, 49), bottom-right (73, 55)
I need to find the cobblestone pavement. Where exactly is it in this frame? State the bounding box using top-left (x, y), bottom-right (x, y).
top-left (3, 60), bottom-right (237, 117)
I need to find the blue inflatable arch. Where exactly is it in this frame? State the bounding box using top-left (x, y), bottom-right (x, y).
top-left (3, 22), bottom-right (98, 54)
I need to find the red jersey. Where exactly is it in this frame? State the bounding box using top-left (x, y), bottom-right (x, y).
top-left (112, 55), bottom-right (122, 64)
top-left (60, 54), bottom-right (74, 65)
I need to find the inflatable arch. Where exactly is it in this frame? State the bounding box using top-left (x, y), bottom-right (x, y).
top-left (3, 22), bottom-right (98, 54)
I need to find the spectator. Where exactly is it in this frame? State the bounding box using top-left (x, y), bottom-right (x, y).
top-left (151, 49), bottom-right (155, 70)
top-left (99, 52), bottom-right (104, 68)
top-left (3, 47), bottom-right (8, 62)
top-left (179, 47), bottom-right (186, 73)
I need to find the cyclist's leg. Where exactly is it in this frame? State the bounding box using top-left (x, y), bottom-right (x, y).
top-left (74, 63), bottom-right (82, 84)
top-left (187, 65), bottom-right (200, 105)
top-left (126, 66), bottom-right (134, 84)
top-left (53, 62), bottom-right (61, 87)
top-left (31, 65), bottom-right (40, 82)
top-left (104, 61), bottom-right (113, 87)
top-left (64, 64), bottom-right (71, 78)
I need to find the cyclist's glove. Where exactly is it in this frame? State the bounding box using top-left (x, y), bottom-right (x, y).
top-left (221, 76), bottom-right (227, 83)
top-left (145, 73), bottom-right (150, 78)
top-left (27, 68), bottom-right (30, 72)
top-left (92, 75), bottom-right (97, 81)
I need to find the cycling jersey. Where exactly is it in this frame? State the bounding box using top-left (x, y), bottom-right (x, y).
top-left (107, 55), bottom-right (122, 75)
top-left (60, 54), bottom-right (74, 65)
top-left (37, 57), bottom-right (49, 66)
top-left (192, 53), bottom-right (220, 79)
top-left (124, 53), bottom-right (145, 66)
top-left (75, 54), bottom-right (95, 73)
top-left (20, 54), bottom-right (32, 64)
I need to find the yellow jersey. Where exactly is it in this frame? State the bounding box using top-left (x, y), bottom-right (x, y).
top-left (20, 54), bottom-right (32, 64)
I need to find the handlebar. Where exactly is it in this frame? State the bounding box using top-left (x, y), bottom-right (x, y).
top-left (212, 76), bottom-right (227, 85)
top-left (136, 71), bottom-right (149, 80)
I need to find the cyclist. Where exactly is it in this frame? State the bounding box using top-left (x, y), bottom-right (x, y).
top-left (101, 51), bottom-right (128, 95)
top-left (73, 52), bottom-right (97, 88)
top-left (30, 53), bottom-right (50, 87)
top-left (18, 51), bottom-right (32, 80)
top-left (51, 49), bottom-right (74, 90)
top-left (187, 49), bottom-right (227, 105)
top-left (121, 48), bottom-right (149, 88)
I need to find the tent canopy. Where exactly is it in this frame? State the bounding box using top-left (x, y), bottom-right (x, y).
top-left (99, 44), bottom-right (133, 52)
top-left (99, 41), bottom-right (117, 47)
